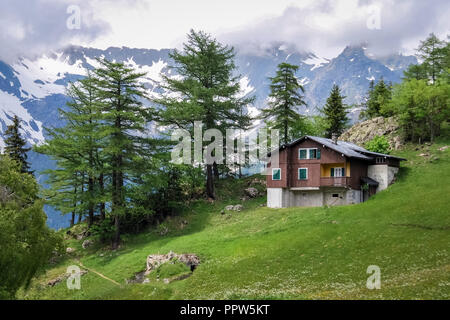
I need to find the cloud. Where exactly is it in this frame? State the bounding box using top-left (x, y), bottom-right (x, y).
top-left (0, 0), bottom-right (121, 63)
top-left (219, 0), bottom-right (450, 58)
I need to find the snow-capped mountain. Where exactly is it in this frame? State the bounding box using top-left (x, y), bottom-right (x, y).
top-left (0, 44), bottom-right (416, 228)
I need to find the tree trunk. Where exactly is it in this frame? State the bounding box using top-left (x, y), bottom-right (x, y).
top-left (88, 176), bottom-right (94, 227)
top-left (70, 212), bottom-right (75, 227)
top-left (206, 164), bottom-right (215, 199)
top-left (213, 161), bottom-right (219, 179)
top-left (112, 214), bottom-right (120, 249)
top-left (99, 173), bottom-right (105, 220)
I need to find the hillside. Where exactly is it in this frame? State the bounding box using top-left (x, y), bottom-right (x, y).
top-left (18, 135), bottom-right (450, 300)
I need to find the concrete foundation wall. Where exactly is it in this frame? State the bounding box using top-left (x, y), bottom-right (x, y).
top-left (368, 165), bottom-right (399, 192)
top-left (267, 188), bottom-right (362, 208)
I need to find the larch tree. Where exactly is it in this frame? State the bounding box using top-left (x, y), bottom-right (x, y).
top-left (93, 58), bottom-right (153, 248)
top-left (155, 29), bottom-right (253, 199)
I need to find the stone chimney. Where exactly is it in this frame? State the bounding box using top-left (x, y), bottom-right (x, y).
top-left (332, 133), bottom-right (338, 144)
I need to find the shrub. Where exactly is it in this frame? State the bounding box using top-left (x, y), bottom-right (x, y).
top-left (365, 135), bottom-right (391, 154)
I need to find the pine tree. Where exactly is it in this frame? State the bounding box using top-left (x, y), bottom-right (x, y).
top-left (155, 30), bottom-right (253, 199)
top-left (3, 115), bottom-right (32, 173)
top-left (260, 62), bottom-right (306, 145)
top-left (321, 84), bottom-right (349, 138)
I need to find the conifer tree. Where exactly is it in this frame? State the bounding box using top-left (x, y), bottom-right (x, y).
top-left (260, 62), bottom-right (306, 145)
top-left (3, 115), bottom-right (32, 173)
top-left (321, 84), bottom-right (349, 138)
top-left (155, 29), bottom-right (253, 199)
top-left (93, 58), bottom-right (153, 248)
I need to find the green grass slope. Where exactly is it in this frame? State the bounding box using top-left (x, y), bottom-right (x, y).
top-left (19, 137), bottom-right (450, 300)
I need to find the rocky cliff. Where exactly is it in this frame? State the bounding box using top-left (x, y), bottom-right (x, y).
top-left (339, 116), bottom-right (404, 150)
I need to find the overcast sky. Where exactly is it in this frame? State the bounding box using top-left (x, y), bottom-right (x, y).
top-left (1, 0), bottom-right (449, 62)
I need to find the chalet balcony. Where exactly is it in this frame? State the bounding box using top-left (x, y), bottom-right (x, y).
top-left (320, 177), bottom-right (350, 187)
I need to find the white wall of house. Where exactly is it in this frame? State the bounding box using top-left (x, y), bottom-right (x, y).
top-left (267, 188), bottom-right (362, 208)
top-left (368, 165), bottom-right (399, 192)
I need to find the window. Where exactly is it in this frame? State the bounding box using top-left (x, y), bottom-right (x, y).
top-left (299, 149), bottom-right (307, 159)
top-left (272, 168), bottom-right (281, 180)
top-left (298, 168), bottom-right (308, 180)
top-left (331, 167), bottom-right (345, 177)
top-left (332, 193), bottom-right (339, 198)
top-left (299, 148), bottom-right (321, 160)
top-left (376, 157), bottom-right (386, 164)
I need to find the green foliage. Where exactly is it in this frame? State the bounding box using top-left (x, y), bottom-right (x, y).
top-left (3, 115), bottom-right (32, 173)
top-left (365, 135), bottom-right (390, 154)
top-left (260, 62), bottom-right (306, 144)
top-left (321, 84), bottom-right (349, 138)
top-left (383, 77), bottom-right (449, 143)
top-left (0, 156), bottom-right (62, 299)
top-left (360, 78), bottom-right (392, 119)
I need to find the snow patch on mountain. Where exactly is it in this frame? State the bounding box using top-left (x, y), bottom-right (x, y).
top-left (0, 91), bottom-right (45, 151)
top-left (303, 54), bottom-right (329, 71)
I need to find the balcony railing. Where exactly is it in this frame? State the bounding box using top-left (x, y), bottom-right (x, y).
top-left (320, 177), bottom-right (350, 187)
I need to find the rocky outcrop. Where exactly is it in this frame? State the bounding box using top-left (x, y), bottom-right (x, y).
top-left (145, 251), bottom-right (200, 275)
top-left (339, 116), bottom-right (404, 150)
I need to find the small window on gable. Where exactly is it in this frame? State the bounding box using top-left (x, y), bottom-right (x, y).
top-left (299, 149), bottom-right (307, 159)
top-left (376, 157), bottom-right (386, 164)
top-left (298, 168), bottom-right (308, 180)
top-left (272, 168), bottom-right (281, 180)
top-left (299, 148), bottom-right (320, 159)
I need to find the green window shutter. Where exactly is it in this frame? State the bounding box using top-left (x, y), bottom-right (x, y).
top-left (331, 168), bottom-right (334, 177)
top-left (272, 168), bottom-right (281, 180)
top-left (299, 149), bottom-right (307, 159)
top-left (342, 167), bottom-right (345, 176)
top-left (316, 149), bottom-right (321, 159)
top-left (299, 168), bottom-right (307, 180)
top-left (309, 149), bottom-right (314, 159)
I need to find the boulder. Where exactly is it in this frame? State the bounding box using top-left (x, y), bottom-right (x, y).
top-left (225, 205), bottom-right (234, 211)
top-left (82, 239), bottom-right (94, 249)
top-left (244, 187), bottom-right (259, 198)
top-left (233, 204), bottom-right (243, 212)
top-left (66, 247), bottom-right (75, 254)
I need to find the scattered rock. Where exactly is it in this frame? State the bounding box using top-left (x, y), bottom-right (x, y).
top-left (419, 153), bottom-right (429, 157)
top-left (225, 205), bottom-right (234, 211)
top-left (439, 146), bottom-right (449, 151)
top-left (220, 210), bottom-right (225, 215)
top-left (331, 220), bottom-right (338, 224)
top-left (259, 204), bottom-right (266, 207)
top-left (163, 278), bottom-right (170, 284)
top-left (244, 187), bottom-right (259, 198)
top-left (82, 239), bottom-right (94, 249)
top-left (66, 247), bottom-right (75, 254)
top-left (233, 204), bottom-right (243, 212)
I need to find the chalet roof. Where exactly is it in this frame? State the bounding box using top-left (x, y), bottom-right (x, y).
top-left (273, 135), bottom-right (406, 161)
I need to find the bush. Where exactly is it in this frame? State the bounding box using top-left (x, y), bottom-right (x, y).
top-left (365, 135), bottom-right (390, 154)
top-left (0, 156), bottom-right (62, 299)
